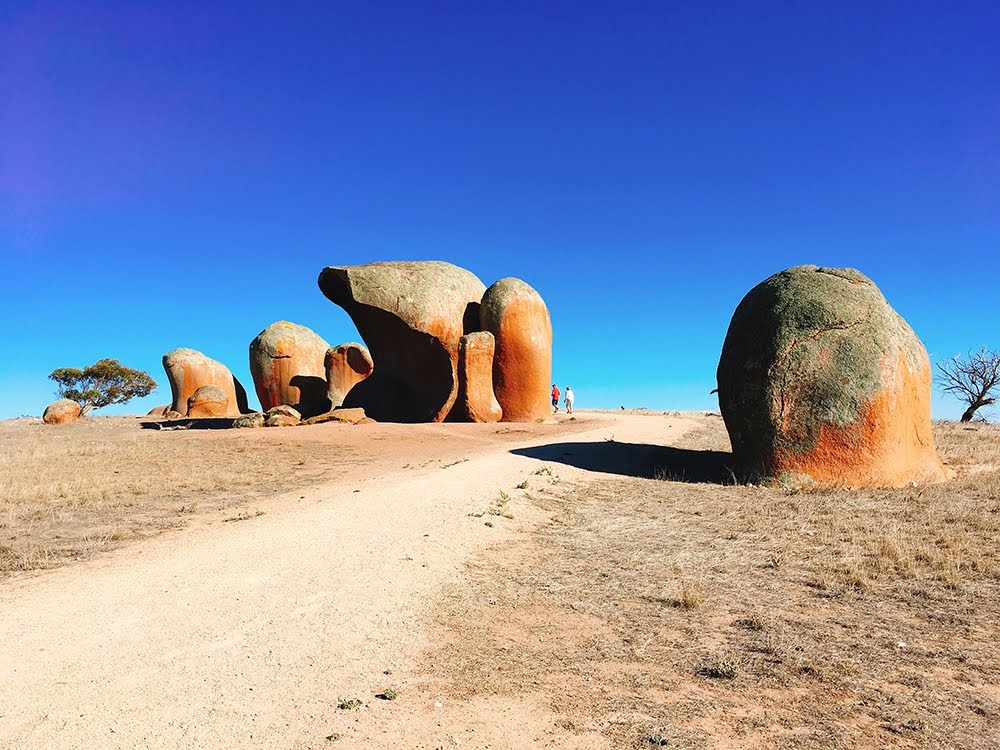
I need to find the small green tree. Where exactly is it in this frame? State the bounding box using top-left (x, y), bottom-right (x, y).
top-left (49, 358), bottom-right (157, 416)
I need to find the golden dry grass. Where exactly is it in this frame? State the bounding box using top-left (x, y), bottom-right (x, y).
top-left (0, 416), bottom-right (357, 573)
top-left (428, 418), bottom-right (1000, 749)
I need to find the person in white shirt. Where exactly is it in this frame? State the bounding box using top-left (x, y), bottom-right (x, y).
top-left (564, 386), bottom-right (574, 414)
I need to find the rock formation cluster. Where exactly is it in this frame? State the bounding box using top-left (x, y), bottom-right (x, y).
top-left (717, 265), bottom-right (949, 488)
top-left (318, 261), bottom-right (551, 423)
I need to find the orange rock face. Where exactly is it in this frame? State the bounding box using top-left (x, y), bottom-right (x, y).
top-left (250, 321), bottom-right (331, 418)
top-left (452, 332), bottom-right (502, 422)
top-left (717, 265), bottom-right (950, 488)
top-left (480, 278), bottom-right (552, 423)
top-left (42, 399), bottom-right (81, 425)
top-left (324, 342), bottom-right (373, 409)
top-left (187, 384), bottom-right (230, 418)
top-left (318, 261), bottom-right (485, 422)
top-left (162, 348), bottom-right (248, 417)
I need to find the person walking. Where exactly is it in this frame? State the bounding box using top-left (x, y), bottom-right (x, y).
top-left (564, 386), bottom-right (574, 414)
top-left (551, 384), bottom-right (561, 413)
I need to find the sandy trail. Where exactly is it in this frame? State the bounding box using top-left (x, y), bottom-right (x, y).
top-left (0, 412), bottom-right (699, 749)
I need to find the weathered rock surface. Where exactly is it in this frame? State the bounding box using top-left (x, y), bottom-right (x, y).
top-left (325, 343), bottom-right (373, 409)
top-left (187, 384), bottom-right (230, 418)
top-left (303, 407), bottom-right (368, 425)
top-left (264, 405), bottom-right (301, 427)
top-left (164, 410), bottom-right (183, 420)
top-left (717, 265), bottom-right (950, 488)
top-left (318, 261), bottom-right (485, 422)
top-left (250, 321), bottom-right (332, 418)
top-left (162, 348), bottom-right (249, 417)
top-left (146, 405), bottom-right (169, 418)
top-left (480, 278), bottom-right (552, 422)
top-left (43, 399), bottom-right (81, 425)
top-left (233, 412), bottom-right (265, 428)
top-left (452, 331), bottom-right (502, 422)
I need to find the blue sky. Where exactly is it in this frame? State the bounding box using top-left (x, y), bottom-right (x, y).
top-left (2, 1), bottom-right (997, 419)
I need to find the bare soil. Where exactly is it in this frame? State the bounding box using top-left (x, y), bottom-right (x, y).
top-left (1, 412), bottom-right (997, 749)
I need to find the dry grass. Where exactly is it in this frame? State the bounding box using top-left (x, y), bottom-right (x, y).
top-left (428, 418), bottom-right (1000, 749)
top-left (0, 416), bottom-right (359, 574)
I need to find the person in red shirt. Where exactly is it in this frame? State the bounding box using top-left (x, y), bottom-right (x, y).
top-left (551, 384), bottom-right (561, 413)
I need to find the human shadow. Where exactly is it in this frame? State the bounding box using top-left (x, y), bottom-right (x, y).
top-left (511, 440), bottom-right (735, 484)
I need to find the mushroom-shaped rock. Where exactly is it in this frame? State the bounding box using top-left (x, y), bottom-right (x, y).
top-left (162, 348), bottom-right (249, 417)
top-left (318, 261), bottom-right (485, 422)
top-left (480, 278), bottom-right (552, 422)
top-left (187, 384), bottom-right (230, 418)
top-left (325, 342), bottom-right (373, 409)
top-left (452, 331), bottom-right (503, 422)
top-left (43, 399), bottom-right (81, 425)
top-left (717, 265), bottom-right (950, 488)
top-left (250, 321), bottom-right (331, 418)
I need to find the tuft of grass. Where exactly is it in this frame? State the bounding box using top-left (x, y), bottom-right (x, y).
top-left (375, 688), bottom-right (397, 700)
top-left (336, 698), bottom-right (362, 710)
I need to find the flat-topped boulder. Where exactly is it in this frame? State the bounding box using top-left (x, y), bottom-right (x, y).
top-left (162, 348), bottom-right (249, 417)
top-left (318, 261), bottom-right (485, 422)
top-left (480, 278), bottom-right (552, 422)
top-left (43, 399), bottom-right (81, 425)
top-left (717, 265), bottom-right (950, 488)
top-left (250, 321), bottom-right (331, 418)
top-left (325, 342), bottom-right (373, 409)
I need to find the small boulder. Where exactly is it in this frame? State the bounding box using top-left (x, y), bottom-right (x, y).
top-left (480, 278), bottom-right (552, 422)
top-left (318, 261), bottom-right (485, 422)
top-left (250, 321), bottom-right (332, 418)
top-left (717, 265), bottom-right (950, 487)
top-left (304, 407), bottom-right (367, 425)
top-left (452, 331), bottom-right (502, 422)
top-left (162, 348), bottom-right (249, 417)
top-left (146, 405), bottom-right (170, 418)
top-left (187, 384), bottom-right (230, 418)
top-left (264, 404), bottom-right (301, 427)
top-left (325, 343), bottom-right (373, 409)
top-left (233, 412), bottom-right (265, 428)
top-left (43, 399), bottom-right (81, 425)
top-left (164, 410), bottom-right (184, 420)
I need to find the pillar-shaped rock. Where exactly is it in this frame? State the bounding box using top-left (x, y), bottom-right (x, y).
top-left (452, 331), bottom-right (503, 423)
top-left (250, 321), bottom-right (331, 418)
top-left (162, 348), bottom-right (249, 417)
top-left (480, 278), bottom-right (552, 422)
top-left (325, 342), bottom-right (373, 409)
top-left (318, 261), bottom-right (485, 422)
top-left (717, 265), bottom-right (950, 487)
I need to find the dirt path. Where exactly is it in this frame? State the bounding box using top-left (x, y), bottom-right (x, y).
top-left (0, 412), bottom-right (700, 750)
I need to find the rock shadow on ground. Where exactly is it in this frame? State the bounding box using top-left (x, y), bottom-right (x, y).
top-left (511, 440), bottom-right (735, 483)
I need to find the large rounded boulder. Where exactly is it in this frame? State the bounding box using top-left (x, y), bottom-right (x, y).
top-left (43, 399), bottom-right (81, 425)
top-left (717, 265), bottom-right (950, 487)
top-left (318, 261), bottom-right (485, 422)
top-left (480, 278), bottom-right (552, 422)
top-left (325, 342), bottom-right (373, 409)
top-left (187, 384), bottom-right (230, 418)
top-left (250, 321), bottom-right (331, 418)
top-left (162, 348), bottom-right (249, 417)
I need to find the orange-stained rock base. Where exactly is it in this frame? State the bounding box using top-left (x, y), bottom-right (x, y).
top-left (771, 352), bottom-right (951, 487)
top-left (164, 354), bottom-right (246, 418)
top-left (187, 385), bottom-right (231, 418)
top-left (325, 344), bottom-right (373, 409)
top-left (486, 295), bottom-right (551, 423)
top-left (42, 399), bottom-right (81, 425)
top-left (453, 332), bottom-right (502, 423)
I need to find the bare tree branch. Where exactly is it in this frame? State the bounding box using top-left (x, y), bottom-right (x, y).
top-left (936, 346), bottom-right (1000, 422)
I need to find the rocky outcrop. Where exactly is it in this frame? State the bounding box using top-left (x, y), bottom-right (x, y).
top-left (187, 384), bottom-right (230, 418)
top-left (162, 348), bottom-right (248, 417)
top-left (325, 343), bottom-right (373, 409)
top-left (249, 321), bottom-right (332, 418)
top-left (452, 331), bottom-right (502, 422)
top-left (304, 407), bottom-right (368, 425)
top-left (318, 261), bottom-right (485, 422)
top-left (480, 278), bottom-right (552, 422)
top-left (717, 265), bottom-right (950, 488)
top-left (43, 399), bottom-right (81, 425)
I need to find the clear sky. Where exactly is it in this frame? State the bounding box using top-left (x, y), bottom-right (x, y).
top-left (2, 1), bottom-right (997, 420)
